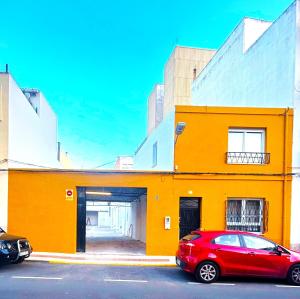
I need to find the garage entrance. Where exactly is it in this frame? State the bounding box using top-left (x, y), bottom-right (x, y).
top-left (77, 187), bottom-right (147, 255)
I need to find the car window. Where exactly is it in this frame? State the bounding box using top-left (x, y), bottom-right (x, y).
top-left (242, 235), bottom-right (276, 251)
top-left (213, 234), bottom-right (241, 247)
top-left (181, 234), bottom-right (201, 241)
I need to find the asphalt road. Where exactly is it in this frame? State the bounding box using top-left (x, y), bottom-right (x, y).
top-left (0, 261), bottom-right (300, 299)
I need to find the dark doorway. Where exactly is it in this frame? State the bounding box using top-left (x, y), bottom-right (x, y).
top-left (76, 186), bottom-right (147, 254)
top-left (179, 197), bottom-right (201, 239)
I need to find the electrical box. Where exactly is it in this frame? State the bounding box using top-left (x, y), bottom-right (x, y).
top-left (164, 216), bottom-right (171, 230)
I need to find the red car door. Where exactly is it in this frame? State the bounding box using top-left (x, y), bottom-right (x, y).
top-left (212, 234), bottom-right (249, 275)
top-left (241, 235), bottom-right (290, 277)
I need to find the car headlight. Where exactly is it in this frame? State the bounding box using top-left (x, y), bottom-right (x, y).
top-left (0, 241), bottom-right (7, 250)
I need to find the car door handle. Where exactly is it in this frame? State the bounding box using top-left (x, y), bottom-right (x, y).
top-left (248, 252), bottom-right (255, 256)
top-left (215, 248), bottom-right (222, 252)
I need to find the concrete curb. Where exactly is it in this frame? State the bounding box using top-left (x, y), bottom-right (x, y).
top-left (48, 260), bottom-right (176, 267)
top-left (27, 252), bottom-right (177, 267)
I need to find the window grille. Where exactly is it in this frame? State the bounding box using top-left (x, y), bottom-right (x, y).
top-left (226, 199), bottom-right (265, 233)
top-left (226, 152), bottom-right (270, 164)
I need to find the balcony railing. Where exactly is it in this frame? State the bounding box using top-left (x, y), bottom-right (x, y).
top-left (226, 152), bottom-right (270, 164)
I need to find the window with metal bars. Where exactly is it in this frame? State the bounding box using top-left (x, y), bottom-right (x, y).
top-left (226, 198), bottom-right (268, 233)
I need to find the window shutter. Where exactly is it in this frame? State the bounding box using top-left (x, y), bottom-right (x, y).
top-left (263, 200), bottom-right (269, 233)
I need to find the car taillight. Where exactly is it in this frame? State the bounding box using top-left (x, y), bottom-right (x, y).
top-left (186, 242), bottom-right (195, 255)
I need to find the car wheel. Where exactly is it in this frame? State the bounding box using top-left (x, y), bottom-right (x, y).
top-left (287, 264), bottom-right (300, 285)
top-left (195, 261), bottom-right (219, 283)
top-left (12, 257), bottom-right (25, 264)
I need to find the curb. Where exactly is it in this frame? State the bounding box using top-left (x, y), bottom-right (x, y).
top-left (48, 259), bottom-right (177, 267)
top-left (27, 254), bottom-right (177, 267)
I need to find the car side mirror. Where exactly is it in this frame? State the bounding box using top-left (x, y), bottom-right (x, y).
top-left (274, 245), bottom-right (284, 256)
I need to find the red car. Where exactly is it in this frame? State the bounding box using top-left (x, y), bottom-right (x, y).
top-left (176, 230), bottom-right (300, 285)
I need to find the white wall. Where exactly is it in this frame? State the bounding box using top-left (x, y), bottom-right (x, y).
top-left (192, 2), bottom-right (300, 248)
top-left (192, 7), bottom-right (296, 109)
top-left (131, 195), bottom-right (146, 243)
top-left (291, 0), bottom-right (300, 250)
top-left (8, 75), bottom-right (59, 168)
top-left (134, 111), bottom-right (175, 170)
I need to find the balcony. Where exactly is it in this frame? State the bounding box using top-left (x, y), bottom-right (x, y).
top-left (226, 152), bottom-right (270, 165)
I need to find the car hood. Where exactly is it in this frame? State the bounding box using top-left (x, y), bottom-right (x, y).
top-left (0, 232), bottom-right (26, 241)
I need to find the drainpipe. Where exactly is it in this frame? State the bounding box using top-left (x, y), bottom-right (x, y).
top-left (282, 108), bottom-right (290, 247)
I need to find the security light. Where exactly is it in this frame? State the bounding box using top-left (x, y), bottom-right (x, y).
top-left (175, 122), bottom-right (186, 135)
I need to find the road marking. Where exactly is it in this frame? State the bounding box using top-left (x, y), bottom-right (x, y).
top-left (12, 276), bottom-right (63, 280)
top-left (187, 282), bottom-right (235, 286)
top-left (104, 279), bottom-right (148, 283)
top-left (275, 285), bottom-right (300, 288)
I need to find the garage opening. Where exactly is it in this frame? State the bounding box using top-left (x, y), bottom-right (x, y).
top-left (77, 187), bottom-right (147, 255)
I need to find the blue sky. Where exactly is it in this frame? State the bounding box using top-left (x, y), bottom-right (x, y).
top-left (0, 0), bottom-right (293, 168)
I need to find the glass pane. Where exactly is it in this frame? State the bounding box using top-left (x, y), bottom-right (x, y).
top-left (227, 200), bottom-right (242, 223)
top-left (245, 132), bottom-right (263, 152)
top-left (243, 235), bottom-right (275, 251)
top-left (228, 132), bottom-right (243, 152)
top-left (245, 200), bottom-right (261, 222)
top-left (214, 234), bottom-right (240, 247)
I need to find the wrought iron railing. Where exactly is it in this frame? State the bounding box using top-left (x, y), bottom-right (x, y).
top-left (226, 152), bottom-right (270, 164)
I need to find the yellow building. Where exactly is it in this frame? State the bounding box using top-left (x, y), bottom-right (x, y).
top-left (7, 106), bottom-right (293, 255)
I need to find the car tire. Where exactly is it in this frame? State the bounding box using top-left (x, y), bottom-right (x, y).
top-left (287, 264), bottom-right (300, 285)
top-left (195, 261), bottom-right (219, 283)
top-left (12, 257), bottom-right (25, 264)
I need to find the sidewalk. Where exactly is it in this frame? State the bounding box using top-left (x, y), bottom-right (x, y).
top-left (28, 252), bottom-right (177, 267)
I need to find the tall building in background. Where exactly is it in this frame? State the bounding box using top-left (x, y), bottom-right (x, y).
top-left (114, 156), bottom-right (133, 170)
top-left (134, 46), bottom-right (216, 169)
top-left (163, 46), bottom-right (215, 118)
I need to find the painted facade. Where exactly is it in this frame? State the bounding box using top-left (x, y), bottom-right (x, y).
top-left (191, 1), bottom-right (300, 249)
top-left (7, 106), bottom-right (293, 255)
top-left (0, 72), bottom-right (59, 231)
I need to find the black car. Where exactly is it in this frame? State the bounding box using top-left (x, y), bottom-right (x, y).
top-left (0, 227), bottom-right (32, 264)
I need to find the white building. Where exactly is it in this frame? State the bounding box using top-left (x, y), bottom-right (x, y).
top-left (192, 1), bottom-right (300, 249)
top-left (0, 70), bottom-right (59, 230)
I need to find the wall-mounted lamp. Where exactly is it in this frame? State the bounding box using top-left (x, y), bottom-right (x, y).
top-left (175, 122), bottom-right (186, 144)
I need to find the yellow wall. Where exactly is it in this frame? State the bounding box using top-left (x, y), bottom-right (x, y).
top-left (7, 106), bottom-right (293, 255)
top-left (174, 106), bottom-right (293, 174)
top-left (8, 171), bottom-right (178, 255)
top-left (8, 172), bottom-right (292, 255)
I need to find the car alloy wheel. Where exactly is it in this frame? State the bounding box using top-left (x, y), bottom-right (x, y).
top-left (196, 261), bottom-right (219, 283)
top-left (288, 264), bottom-right (300, 285)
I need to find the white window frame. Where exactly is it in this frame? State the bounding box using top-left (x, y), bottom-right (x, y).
top-left (226, 198), bottom-right (264, 234)
top-left (228, 128), bottom-right (265, 153)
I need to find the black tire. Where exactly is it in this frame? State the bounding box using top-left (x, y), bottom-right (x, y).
top-left (195, 261), bottom-right (220, 283)
top-left (287, 264), bottom-right (300, 285)
top-left (12, 257), bottom-right (25, 264)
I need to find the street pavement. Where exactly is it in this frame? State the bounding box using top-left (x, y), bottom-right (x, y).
top-left (0, 261), bottom-right (299, 299)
